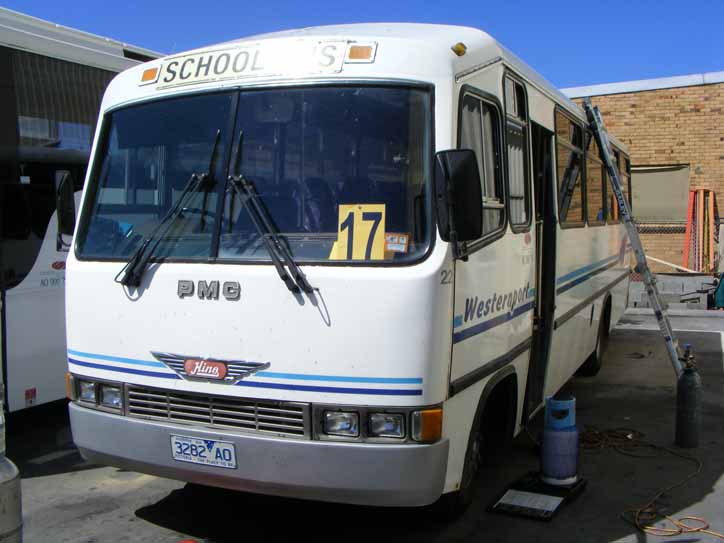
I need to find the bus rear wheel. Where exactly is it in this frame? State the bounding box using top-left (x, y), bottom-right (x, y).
top-left (578, 301), bottom-right (610, 377)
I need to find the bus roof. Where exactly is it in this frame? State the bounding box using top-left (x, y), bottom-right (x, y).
top-left (233, 24), bottom-right (586, 117)
top-left (110, 22), bottom-right (628, 151)
top-left (0, 6), bottom-right (163, 72)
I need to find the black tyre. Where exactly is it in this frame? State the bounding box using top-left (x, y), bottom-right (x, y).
top-left (435, 410), bottom-right (483, 519)
top-left (577, 302), bottom-right (610, 377)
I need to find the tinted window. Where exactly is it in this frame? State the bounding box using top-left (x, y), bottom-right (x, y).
top-left (219, 87), bottom-right (431, 263)
top-left (77, 92), bottom-right (235, 260)
top-left (459, 93), bottom-right (504, 236)
top-left (77, 86), bottom-right (433, 265)
top-left (555, 109), bottom-right (584, 227)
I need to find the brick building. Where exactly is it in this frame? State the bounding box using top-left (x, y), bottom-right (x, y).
top-left (563, 72), bottom-right (724, 272)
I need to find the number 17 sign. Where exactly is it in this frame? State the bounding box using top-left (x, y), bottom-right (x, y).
top-left (329, 204), bottom-right (386, 260)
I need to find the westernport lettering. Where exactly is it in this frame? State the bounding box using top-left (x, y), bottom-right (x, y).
top-left (463, 282), bottom-right (531, 324)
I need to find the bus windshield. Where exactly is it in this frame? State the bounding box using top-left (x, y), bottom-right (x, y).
top-left (76, 86), bottom-right (432, 265)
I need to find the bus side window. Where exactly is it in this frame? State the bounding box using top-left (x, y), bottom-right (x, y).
top-left (622, 154), bottom-right (632, 216)
top-left (555, 109), bottom-right (585, 227)
top-left (584, 129), bottom-right (605, 226)
top-left (504, 76), bottom-right (531, 230)
top-left (459, 93), bottom-right (504, 237)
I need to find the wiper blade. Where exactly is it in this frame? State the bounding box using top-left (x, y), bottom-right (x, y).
top-left (116, 172), bottom-right (201, 287)
top-left (227, 130), bottom-right (314, 294)
top-left (237, 177), bottom-right (313, 293)
top-left (116, 130), bottom-right (221, 287)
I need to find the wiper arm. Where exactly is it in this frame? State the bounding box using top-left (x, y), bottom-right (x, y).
top-left (116, 172), bottom-right (201, 287)
top-left (227, 176), bottom-right (301, 293)
top-left (226, 130), bottom-right (313, 294)
top-left (198, 130), bottom-right (221, 231)
top-left (116, 130), bottom-right (222, 287)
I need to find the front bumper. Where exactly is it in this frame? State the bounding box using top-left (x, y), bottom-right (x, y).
top-left (70, 402), bottom-right (449, 507)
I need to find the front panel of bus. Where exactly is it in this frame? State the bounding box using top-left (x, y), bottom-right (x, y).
top-left (65, 53), bottom-right (457, 505)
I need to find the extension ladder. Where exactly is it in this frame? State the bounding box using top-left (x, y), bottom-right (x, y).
top-left (583, 99), bottom-right (683, 377)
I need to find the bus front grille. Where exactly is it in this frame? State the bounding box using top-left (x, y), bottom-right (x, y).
top-left (125, 385), bottom-right (310, 438)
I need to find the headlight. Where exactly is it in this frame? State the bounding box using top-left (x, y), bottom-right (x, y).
top-left (78, 381), bottom-right (96, 403)
top-left (368, 413), bottom-right (405, 438)
top-left (323, 411), bottom-right (359, 437)
top-left (100, 385), bottom-right (122, 409)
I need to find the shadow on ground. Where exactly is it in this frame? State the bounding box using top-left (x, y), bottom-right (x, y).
top-left (7, 399), bottom-right (98, 479)
top-left (133, 329), bottom-right (724, 543)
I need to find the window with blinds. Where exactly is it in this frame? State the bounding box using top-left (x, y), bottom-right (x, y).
top-left (504, 76), bottom-right (530, 229)
top-left (459, 92), bottom-right (505, 237)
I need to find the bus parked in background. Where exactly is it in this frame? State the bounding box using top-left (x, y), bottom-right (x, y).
top-left (66, 24), bottom-right (631, 512)
top-left (0, 7), bottom-right (160, 411)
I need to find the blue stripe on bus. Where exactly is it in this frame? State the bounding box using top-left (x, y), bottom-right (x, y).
top-left (556, 258), bottom-right (621, 295)
top-left (236, 380), bottom-right (422, 396)
top-left (255, 372), bottom-right (422, 384)
top-left (67, 349), bottom-right (166, 368)
top-left (68, 358), bottom-right (181, 379)
top-left (556, 254), bottom-right (619, 285)
top-left (452, 300), bottom-right (535, 344)
top-left (68, 353), bottom-right (422, 390)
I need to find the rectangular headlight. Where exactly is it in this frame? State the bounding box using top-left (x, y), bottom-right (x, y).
top-left (100, 385), bottom-right (122, 409)
top-left (78, 380), bottom-right (96, 403)
top-left (368, 413), bottom-right (405, 438)
top-left (323, 411), bottom-right (359, 437)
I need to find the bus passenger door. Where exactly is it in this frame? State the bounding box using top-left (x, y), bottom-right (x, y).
top-left (523, 123), bottom-right (556, 419)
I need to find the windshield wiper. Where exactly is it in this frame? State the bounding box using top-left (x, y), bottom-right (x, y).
top-left (198, 130), bottom-right (221, 231)
top-left (116, 130), bottom-right (221, 287)
top-left (227, 131), bottom-right (314, 294)
top-left (227, 175), bottom-right (315, 294)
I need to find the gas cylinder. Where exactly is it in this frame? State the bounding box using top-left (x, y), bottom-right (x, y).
top-left (541, 396), bottom-right (579, 486)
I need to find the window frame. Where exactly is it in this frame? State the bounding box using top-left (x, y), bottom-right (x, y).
top-left (583, 128), bottom-right (606, 227)
top-left (456, 84), bottom-right (508, 253)
top-left (75, 82), bottom-right (438, 268)
top-left (554, 106), bottom-right (586, 229)
top-left (502, 71), bottom-right (532, 233)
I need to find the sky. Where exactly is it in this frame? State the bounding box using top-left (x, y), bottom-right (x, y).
top-left (4, 0), bottom-right (723, 88)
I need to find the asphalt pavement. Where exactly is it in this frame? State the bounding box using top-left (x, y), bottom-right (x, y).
top-left (10, 312), bottom-right (724, 542)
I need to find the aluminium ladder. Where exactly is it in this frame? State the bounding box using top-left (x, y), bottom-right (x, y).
top-left (583, 99), bottom-right (684, 377)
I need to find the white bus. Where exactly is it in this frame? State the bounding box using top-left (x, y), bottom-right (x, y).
top-left (66, 24), bottom-right (631, 512)
top-left (0, 7), bottom-right (160, 411)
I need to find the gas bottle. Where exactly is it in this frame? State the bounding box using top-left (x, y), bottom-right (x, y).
top-left (541, 396), bottom-right (579, 486)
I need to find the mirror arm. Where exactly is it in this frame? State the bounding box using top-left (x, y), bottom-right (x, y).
top-left (443, 161), bottom-right (467, 261)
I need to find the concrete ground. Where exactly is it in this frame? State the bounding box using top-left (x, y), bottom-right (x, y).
top-left (10, 315), bottom-right (724, 543)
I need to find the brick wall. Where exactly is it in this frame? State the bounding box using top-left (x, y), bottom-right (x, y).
top-left (573, 81), bottom-right (724, 272)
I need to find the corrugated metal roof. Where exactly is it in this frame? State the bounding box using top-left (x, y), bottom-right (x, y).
top-left (0, 7), bottom-right (163, 72)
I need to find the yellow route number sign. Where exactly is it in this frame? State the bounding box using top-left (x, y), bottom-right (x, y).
top-left (329, 204), bottom-right (386, 260)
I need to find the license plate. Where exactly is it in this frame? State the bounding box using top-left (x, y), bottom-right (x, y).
top-left (170, 435), bottom-right (237, 469)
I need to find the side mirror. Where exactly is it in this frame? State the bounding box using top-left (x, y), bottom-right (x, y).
top-left (434, 149), bottom-right (483, 250)
top-left (55, 171), bottom-right (76, 252)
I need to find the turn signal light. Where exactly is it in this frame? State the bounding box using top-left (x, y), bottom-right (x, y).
top-left (348, 45), bottom-right (373, 61)
top-left (65, 372), bottom-right (72, 400)
top-left (411, 408), bottom-right (443, 443)
top-left (140, 67), bottom-right (159, 83)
